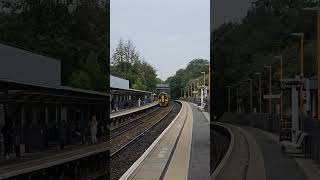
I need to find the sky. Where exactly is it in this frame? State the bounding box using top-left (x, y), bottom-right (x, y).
top-left (110, 0), bottom-right (210, 81)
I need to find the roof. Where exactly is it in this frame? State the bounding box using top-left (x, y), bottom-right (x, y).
top-left (0, 42), bottom-right (107, 97)
top-left (0, 42), bottom-right (61, 88)
top-left (110, 75), bottom-right (129, 90)
top-left (0, 77), bottom-right (108, 97)
top-left (128, 88), bottom-right (152, 94)
top-left (60, 86), bottom-right (108, 96)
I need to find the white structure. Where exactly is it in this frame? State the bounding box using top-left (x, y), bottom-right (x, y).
top-left (198, 85), bottom-right (208, 109)
top-left (110, 75), bottom-right (129, 90)
top-left (0, 43), bottom-right (61, 88)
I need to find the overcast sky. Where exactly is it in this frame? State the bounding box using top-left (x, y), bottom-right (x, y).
top-left (111, 0), bottom-right (210, 80)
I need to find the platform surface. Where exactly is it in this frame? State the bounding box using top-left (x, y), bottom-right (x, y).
top-left (0, 141), bottom-right (109, 179)
top-left (243, 126), bottom-right (308, 180)
top-left (212, 121), bottom-right (311, 180)
top-left (188, 103), bottom-right (210, 180)
top-left (121, 101), bottom-right (211, 180)
top-left (124, 101), bottom-right (191, 180)
top-left (110, 102), bottom-right (158, 119)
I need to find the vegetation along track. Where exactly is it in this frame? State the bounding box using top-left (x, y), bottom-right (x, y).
top-left (110, 102), bottom-right (181, 180)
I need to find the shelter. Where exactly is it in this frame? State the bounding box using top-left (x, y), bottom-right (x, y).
top-left (110, 75), bottom-right (153, 111)
top-left (0, 42), bottom-right (107, 153)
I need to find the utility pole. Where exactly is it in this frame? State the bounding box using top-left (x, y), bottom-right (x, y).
top-left (202, 72), bottom-right (206, 86)
top-left (226, 86), bottom-right (231, 112)
top-left (248, 79), bottom-right (253, 112)
top-left (265, 65), bottom-right (272, 114)
top-left (236, 86), bottom-right (239, 112)
top-left (274, 55), bottom-right (283, 120)
top-left (194, 81), bottom-right (196, 97)
top-left (255, 73), bottom-right (262, 113)
top-left (208, 64), bottom-right (210, 101)
top-left (291, 33), bottom-right (305, 115)
top-left (317, 10), bottom-right (320, 119)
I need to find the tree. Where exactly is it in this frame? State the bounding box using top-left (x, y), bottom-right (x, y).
top-left (111, 39), bottom-right (158, 91)
top-left (213, 0), bottom-right (317, 117)
top-left (132, 77), bottom-right (147, 91)
top-left (166, 59), bottom-right (209, 99)
top-left (0, 0), bottom-right (108, 92)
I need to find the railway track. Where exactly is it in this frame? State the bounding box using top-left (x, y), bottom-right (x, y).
top-left (211, 124), bottom-right (252, 180)
top-left (110, 102), bottom-right (181, 180)
top-left (110, 104), bottom-right (173, 154)
top-left (210, 124), bottom-right (231, 175)
top-left (110, 106), bottom-right (160, 139)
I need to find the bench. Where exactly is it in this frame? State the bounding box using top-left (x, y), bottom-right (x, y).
top-left (197, 102), bottom-right (206, 110)
top-left (280, 130), bottom-right (308, 154)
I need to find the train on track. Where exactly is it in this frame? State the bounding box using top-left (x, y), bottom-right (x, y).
top-left (158, 92), bottom-right (169, 107)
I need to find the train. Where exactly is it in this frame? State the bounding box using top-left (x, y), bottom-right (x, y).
top-left (158, 92), bottom-right (169, 107)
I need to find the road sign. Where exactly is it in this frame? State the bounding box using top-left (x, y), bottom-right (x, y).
top-left (192, 91), bottom-right (198, 94)
top-left (263, 94), bottom-right (280, 99)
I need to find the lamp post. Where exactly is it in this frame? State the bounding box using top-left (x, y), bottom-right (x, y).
top-left (264, 65), bottom-right (272, 114)
top-left (200, 72), bottom-right (206, 107)
top-left (274, 55), bottom-right (283, 120)
top-left (234, 82), bottom-right (243, 112)
top-left (192, 81), bottom-right (196, 97)
top-left (248, 79), bottom-right (253, 112)
top-left (254, 72), bottom-right (262, 113)
top-left (207, 64), bottom-right (210, 102)
top-left (302, 7), bottom-right (320, 118)
top-left (291, 33), bottom-right (305, 114)
top-left (201, 72), bottom-right (206, 86)
top-left (226, 85), bottom-right (231, 112)
top-left (236, 85), bottom-right (239, 112)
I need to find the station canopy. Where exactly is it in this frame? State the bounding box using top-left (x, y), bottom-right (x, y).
top-left (110, 75), bottom-right (152, 95)
top-left (0, 42), bottom-right (107, 104)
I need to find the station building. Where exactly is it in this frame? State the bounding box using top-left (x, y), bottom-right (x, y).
top-left (110, 75), bottom-right (154, 112)
top-left (0, 42), bottom-right (107, 154)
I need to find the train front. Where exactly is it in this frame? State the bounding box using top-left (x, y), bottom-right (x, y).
top-left (158, 92), bottom-right (169, 107)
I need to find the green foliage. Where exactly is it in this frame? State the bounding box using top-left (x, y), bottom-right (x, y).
top-left (111, 39), bottom-right (158, 91)
top-left (213, 0), bottom-right (318, 116)
top-left (132, 77), bottom-right (147, 91)
top-left (166, 59), bottom-right (209, 99)
top-left (0, 0), bottom-right (108, 92)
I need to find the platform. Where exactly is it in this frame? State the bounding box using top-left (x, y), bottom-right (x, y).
top-left (110, 102), bottom-right (158, 119)
top-left (212, 121), bottom-right (320, 180)
top-left (188, 103), bottom-right (210, 180)
top-left (0, 141), bottom-right (109, 179)
top-left (120, 101), bottom-right (210, 180)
